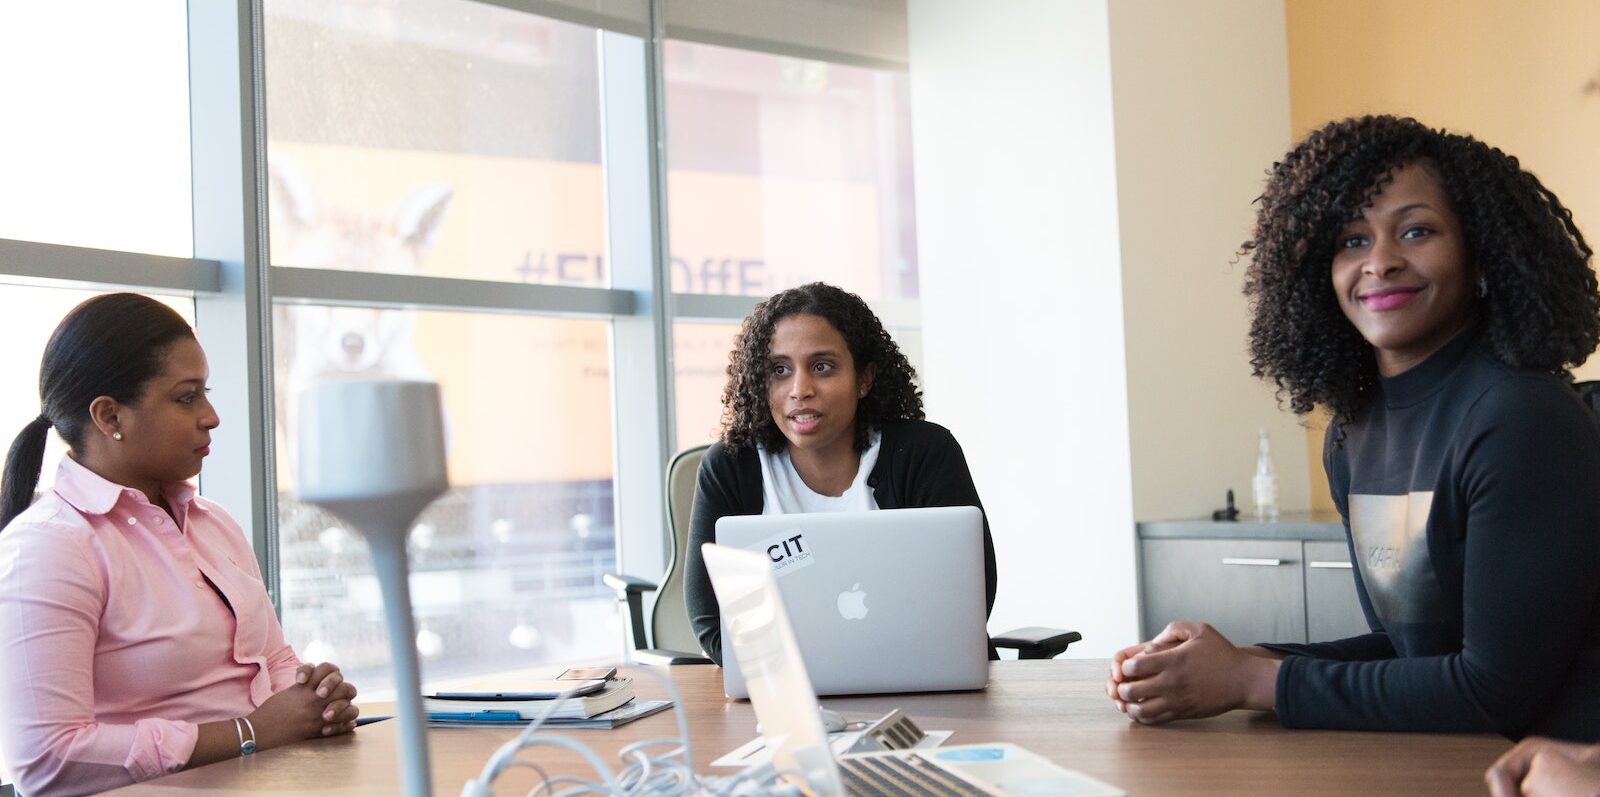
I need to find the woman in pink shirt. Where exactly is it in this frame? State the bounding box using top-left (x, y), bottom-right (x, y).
top-left (0, 294), bottom-right (360, 796)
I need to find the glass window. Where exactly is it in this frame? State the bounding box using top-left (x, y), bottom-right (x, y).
top-left (673, 322), bottom-right (740, 447)
top-left (263, 0), bottom-right (607, 286)
top-left (662, 41), bottom-right (919, 301)
top-left (0, 286), bottom-right (194, 494)
top-left (273, 305), bottom-right (618, 691)
top-left (0, 1), bottom-right (192, 256)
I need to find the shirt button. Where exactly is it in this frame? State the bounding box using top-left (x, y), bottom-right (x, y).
top-left (126, 517), bottom-right (137, 525)
top-left (153, 517), bottom-right (165, 524)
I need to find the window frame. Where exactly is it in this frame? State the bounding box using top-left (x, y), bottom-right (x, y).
top-left (0, 0), bottom-right (917, 643)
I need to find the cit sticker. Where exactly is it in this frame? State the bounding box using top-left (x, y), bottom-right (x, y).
top-left (759, 529), bottom-right (815, 576)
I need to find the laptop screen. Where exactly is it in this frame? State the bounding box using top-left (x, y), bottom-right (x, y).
top-left (701, 543), bottom-right (844, 794)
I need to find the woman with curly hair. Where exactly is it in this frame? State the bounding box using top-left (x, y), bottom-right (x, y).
top-left (681, 282), bottom-right (996, 665)
top-left (1106, 115), bottom-right (1600, 741)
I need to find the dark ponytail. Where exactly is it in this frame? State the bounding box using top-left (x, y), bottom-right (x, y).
top-left (1, 416), bottom-right (55, 528)
top-left (0, 294), bottom-right (195, 529)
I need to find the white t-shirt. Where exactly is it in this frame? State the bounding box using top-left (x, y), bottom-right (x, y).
top-left (757, 430), bottom-right (883, 515)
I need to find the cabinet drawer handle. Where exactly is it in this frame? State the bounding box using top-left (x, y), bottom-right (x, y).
top-left (1309, 561), bottom-right (1353, 569)
top-left (1221, 557), bottom-right (1283, 567)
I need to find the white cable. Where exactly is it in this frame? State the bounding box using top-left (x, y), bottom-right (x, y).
top-left (461, 681), bottom-right (617, 796)
top-left (459, 661), bottom-right (820, 797)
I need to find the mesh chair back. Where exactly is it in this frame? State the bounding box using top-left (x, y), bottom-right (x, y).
top-left (1576, 380), bottom-right (1600, 417)
top-left (651, 444), bottom-right (711, 653)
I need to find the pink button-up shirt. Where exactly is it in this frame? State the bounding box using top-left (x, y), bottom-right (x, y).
top-left (0, 457), bottom-right (301, 796)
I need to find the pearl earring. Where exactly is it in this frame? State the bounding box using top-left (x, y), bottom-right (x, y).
top-left (112, 432), bottom-right (123, 441)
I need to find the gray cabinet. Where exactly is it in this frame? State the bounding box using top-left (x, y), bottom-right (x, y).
top-left (1137, 515), bottom-right (1368, 645)
top-left (1303, 540), bottom-right (1371, 642)
top-left (1140, 538), bottom-right (1305, 644)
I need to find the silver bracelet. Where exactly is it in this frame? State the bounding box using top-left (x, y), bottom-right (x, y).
top-left (233, 717), bottom-right (257, 756)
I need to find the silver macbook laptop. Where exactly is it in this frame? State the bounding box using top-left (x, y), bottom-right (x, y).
top-left (714, 506), bottom-right (989, 698)
top-left (700, 543), bottom-right (1123, 797)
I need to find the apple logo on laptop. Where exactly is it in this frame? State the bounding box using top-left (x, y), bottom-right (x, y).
top-left (837, 583), bottom-right (869, 620)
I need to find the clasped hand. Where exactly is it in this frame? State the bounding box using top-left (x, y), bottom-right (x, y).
top-left (249, 661), bottom-right (361, 749)
top-left (1105, 621), bottom-right (1280, 724)
top-left (1486, 737), bottom-right (1600, 797)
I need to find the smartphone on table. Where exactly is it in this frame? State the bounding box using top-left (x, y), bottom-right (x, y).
top-left (557, 666), bottom-right (617, 681)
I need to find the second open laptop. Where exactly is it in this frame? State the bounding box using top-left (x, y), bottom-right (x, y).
top-left (701, 542), bottom-right (1123, 797)
top-left (714, 505), bottom-right (989, 698)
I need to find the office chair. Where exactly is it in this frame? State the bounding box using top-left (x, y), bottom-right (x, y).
top-left (1576, 380), bottom-right (1600, 416)
top-left (604, 444), bottom-right (716, 666)
top-left (992, 626), bottom-right (1081, 659)
top-left (606, 444), bottom-right (1083, 663)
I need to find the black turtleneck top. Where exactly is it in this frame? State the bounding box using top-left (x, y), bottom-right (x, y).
top-left (1261, 329), bottom-right (1600, 741)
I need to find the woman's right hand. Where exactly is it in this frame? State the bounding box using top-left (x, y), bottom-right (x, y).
top-left (1487, 737), bottom-right (1600, 797)
top-left (1105, 622), bottom-right (1281, 724)
top-left (246, 676), bottom-right (359, 750)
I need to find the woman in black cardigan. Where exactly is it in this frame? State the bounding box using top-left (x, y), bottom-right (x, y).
top-left (681, 282), bottom-right (996, 665)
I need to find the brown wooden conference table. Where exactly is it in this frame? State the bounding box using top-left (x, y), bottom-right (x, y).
top-left (108, 660), bottom-right (1508, 796)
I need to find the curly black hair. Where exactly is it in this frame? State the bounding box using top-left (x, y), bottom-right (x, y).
top-left (1243, 114), bottom-right (1600, 428)
top-left (719, 282), bottom-right (923, 453)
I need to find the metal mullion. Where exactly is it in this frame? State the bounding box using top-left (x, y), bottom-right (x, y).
top-left (670, 292), bottom-right (921, 329)
top-left (599, 0), bottom-right (676, 649)
top-left (466, 0), bottom-right (647, 38)
top-left (0, 238), bottom-right (221, 294)
top-left (661, 25), bottom-right (907, 73)
top-left (188, 0), bottom-right (280, 604)
top-left (669, 292), bottom-right (758, 322)
top-left (271, 266), bottom-right (635, 317)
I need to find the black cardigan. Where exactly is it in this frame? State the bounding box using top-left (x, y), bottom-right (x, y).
top-left (682, 419), bottom-right (998, 664)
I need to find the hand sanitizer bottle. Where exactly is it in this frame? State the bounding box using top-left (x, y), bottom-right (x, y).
top-left (1252, 427), bottom-right (1279, 521)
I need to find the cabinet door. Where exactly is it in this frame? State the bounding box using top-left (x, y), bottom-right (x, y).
top-left (1304, 540), bottom-right (1371, 642)
top-left (1140, 539), bottom-right (1305, 643)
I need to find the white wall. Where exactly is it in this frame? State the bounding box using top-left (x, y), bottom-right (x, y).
top-left (908, 0), bottom-right (1297, 656)
top-left (1108, 1), bottom-right (1305, 522)
top-left (908, 0), bottom-right (1137, 656)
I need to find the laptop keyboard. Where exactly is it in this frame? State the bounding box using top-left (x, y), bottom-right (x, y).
top-left (839, 753), bottom-right (990, 796)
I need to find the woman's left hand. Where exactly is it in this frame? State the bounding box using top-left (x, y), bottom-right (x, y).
top-left (295, 661), bottom-right (360, 735)
top-left (296, 661), bottom-right (346, 698)
top-left (1113, 622), bottom-right (1279, 724)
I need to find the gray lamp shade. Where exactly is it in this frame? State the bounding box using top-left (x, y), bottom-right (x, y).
top-left (297, 379), bottom-right (448, 533)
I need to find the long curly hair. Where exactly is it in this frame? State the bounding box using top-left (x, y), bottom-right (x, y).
top-left (1243, 114), bottom-right (1600, 429)
top-left (719, 283), bottom-right (923, 453)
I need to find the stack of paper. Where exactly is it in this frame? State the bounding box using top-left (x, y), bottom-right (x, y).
top-left (423, 678), bottom-right (672, 728)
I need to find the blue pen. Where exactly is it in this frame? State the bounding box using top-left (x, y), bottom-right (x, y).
top-left (426, 710), bottom-right (523, 722)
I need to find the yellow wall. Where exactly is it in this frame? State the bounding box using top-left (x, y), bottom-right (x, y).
top-left (1109, 0), bottom-right (1307, 521)
top-left (1285, 0), bottom-right (1600, 511)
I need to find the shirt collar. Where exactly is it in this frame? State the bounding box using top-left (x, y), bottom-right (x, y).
top-left (53, 456), bottom-right (202, 519)
top-left (1377, 323), bottom-right (1483, 409)
top-left (165, 480), bottom-right (204, 518)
